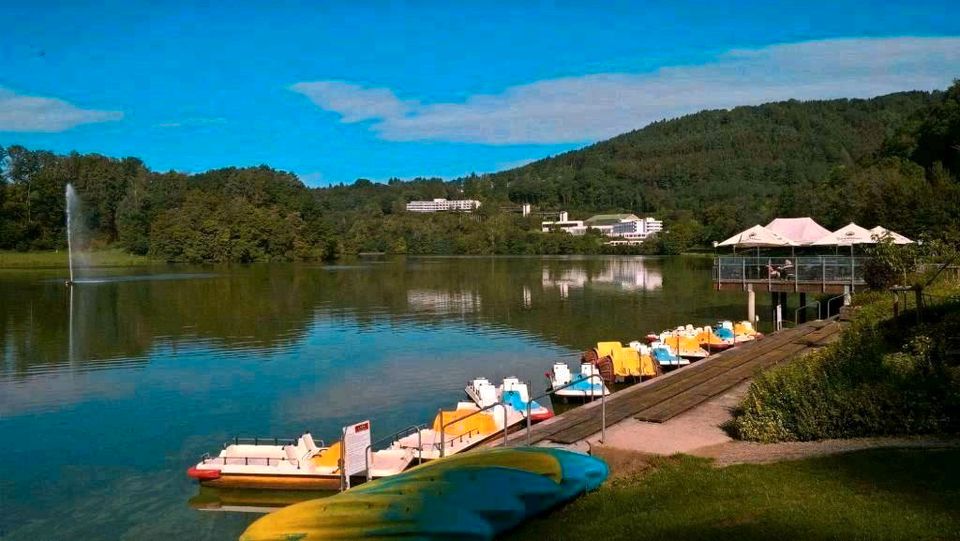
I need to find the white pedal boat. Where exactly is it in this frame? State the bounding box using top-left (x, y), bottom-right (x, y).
top-left (187, 431), bottom-right (416, 490)
top-left (549, 362), bottom-right (610, 400)
top-left (465, 377), bottom-right (553, 422)
top-left (629, 340), bottom-right (689, 367)
top-left (389, 401), bottom-right (524, 461)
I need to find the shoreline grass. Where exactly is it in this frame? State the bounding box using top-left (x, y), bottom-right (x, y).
top-left (507, 447), bottom-right (960, 541)
top-left (0, 249), bottom-right (157, 268)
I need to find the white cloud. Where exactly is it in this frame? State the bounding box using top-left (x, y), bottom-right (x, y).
top-left (0, 88), bottom-right (122, 132)
top-left (290, 81), bottom-right (412, 123)
top-left (292, 37), bottom-right (960, 145)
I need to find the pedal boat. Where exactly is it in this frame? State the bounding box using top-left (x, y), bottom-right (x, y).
top-left (631, 340), bottom-right (689, 368)
top-left (659, 329), bottom-right (711, 360)
top-left (465, 377), bottom-right (553, 422)
top-left (187, 432), bottom-right (416, 490)
top-left (389, 401), bottom-right (524, 461)
top-left (696, 325), bottom-right (735, 351)
top-left (549, 362), bottom-right (610, 401)
top-left (717, 320), bottom-right (762, 343)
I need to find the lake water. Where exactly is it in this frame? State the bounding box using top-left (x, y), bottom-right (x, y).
top-left (0, 256), bottom-right (747, 540)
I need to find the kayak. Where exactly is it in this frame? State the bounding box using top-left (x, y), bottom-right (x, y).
top-left (240, 446), bottom-right (609, 541)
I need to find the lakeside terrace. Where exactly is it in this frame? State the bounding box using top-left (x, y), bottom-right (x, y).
top-left (713, 255), bottom-right (867, 294)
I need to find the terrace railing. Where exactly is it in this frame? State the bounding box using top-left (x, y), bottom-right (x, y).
top-left (713, 256), bottom-right (868, 290)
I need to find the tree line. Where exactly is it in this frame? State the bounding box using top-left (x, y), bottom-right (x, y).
top-left (1, 82), bottom-right (958, 262)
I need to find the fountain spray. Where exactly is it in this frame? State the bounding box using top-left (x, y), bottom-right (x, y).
top-left (65, 184), bottom-right (76, 286)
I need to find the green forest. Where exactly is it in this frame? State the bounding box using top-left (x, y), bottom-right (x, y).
top-left (1, 82), bottom-right (958, 262)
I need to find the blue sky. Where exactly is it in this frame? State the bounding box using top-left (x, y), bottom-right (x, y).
top-left (1, 1), bottom-right (959, 186)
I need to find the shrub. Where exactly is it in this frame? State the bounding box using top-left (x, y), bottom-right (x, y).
top-left (730, 292), bottom-right (960, 442)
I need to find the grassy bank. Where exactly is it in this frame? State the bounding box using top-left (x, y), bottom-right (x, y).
top-left (730, 283), bottom-right (960, 442)
top-left (508, 448), bottom-right (960, 540)
top-left (0, 249), bottom-right (155, 268)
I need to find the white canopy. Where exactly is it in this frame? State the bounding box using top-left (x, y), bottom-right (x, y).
top-left (870, 226), bottom-right (914, 245)
top-left (766, 217), bottom-right (832, 246)
top-left (812, 223), bottom-right (876, 246)
top-left (718, 224), bottom-right (796, 248)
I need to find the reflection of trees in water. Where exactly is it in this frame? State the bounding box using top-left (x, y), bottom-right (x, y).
top-left (0, 257), bottom-right (745, 375)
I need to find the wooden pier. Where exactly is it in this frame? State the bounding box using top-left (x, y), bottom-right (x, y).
top-left (521, 318), bottom-right (845, 445)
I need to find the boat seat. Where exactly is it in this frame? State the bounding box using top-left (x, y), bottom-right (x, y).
top-left (311, 442), bottom-right (343, 471)
top-left (302, 433), bottom-right (318, 452)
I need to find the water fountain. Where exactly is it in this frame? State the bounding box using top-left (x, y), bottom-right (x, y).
top-left (65, 183), bottom-right (80, 286)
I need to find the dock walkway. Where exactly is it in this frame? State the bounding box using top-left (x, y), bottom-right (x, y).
top-left (522, 318), bottom-right (844, 445)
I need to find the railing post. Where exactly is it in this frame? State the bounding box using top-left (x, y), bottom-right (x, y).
top-left (502, 405), bottom-right (509, 447)
top-left (821, 256), bottom-right (826, 293)
top-left (850, 256), bottom-right (854, 291)
top-left (438, 408), bottom-right (445, 458)
top-left (339, 428), bottom-right (346, 492)
top-left (741, 258), bottom-right (746, 287)
top-left (767, 258), bottom-right (772, 291)
top-left (417, 430), bottom-right (422, 464)
top-left (598, 374), bottom-right (606, 444)
top-left (365, 443), bottom-right (372, 483)
top-left (525, 402), bottom-right (533, 445)
top-left (794, 260), bottom-right (799, 292)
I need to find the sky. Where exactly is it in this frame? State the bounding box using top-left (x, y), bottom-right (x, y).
top-left (1, 1), bottom-right (959, 186)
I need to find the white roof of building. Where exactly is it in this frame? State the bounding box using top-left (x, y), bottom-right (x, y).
top-left (765, 217), bottom-right (832, 245)
top-left (718, 224), bottom-right (797, 248)
top-left (870, 226), bottom-right (914, 245)
top-left (811, 223), bottom-right (876, 245)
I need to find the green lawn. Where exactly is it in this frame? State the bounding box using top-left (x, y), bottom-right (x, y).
top-left (0, 249), bottom-right (155, 268)
top-left (507, 448), bottom-right (960, 540)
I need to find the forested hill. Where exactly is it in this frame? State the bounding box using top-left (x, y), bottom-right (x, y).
top-left (482, 91), bottom-right (945, 241)
top-left (1, 83), bottom-right (958, 262)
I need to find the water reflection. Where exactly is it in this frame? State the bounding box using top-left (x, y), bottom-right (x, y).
top-left (1, 257), bottom-right (742, 380)
top-left (541, 257), bottom-right (663, 295)
top-left (0, 256), bottom-right (749, 540)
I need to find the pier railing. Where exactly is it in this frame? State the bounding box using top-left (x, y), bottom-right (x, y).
top-left (438, 401), bottom-right (509, 458)
top-left (713, 256), bottom-right (867, 291)
top-left (525, 373), bottom-right (606, 445)
top-left (364, 424), bottom-right (425, 482)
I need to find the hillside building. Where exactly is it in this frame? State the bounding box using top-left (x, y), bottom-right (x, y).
top-left (406, 198), bottom-right (482, 213)
top-left (540, 211), bottom-right (586, 234)
top-left (541, 212), bottom-right (663, 242)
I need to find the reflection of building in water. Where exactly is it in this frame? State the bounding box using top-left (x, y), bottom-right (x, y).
top-left (522, 286), bottom-right (532, 308)
top-left (542, 259), bottom-right (663, 292)
top-left (407, 289), bottom-right (482, 314)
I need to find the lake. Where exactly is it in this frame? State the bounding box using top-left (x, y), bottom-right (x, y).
top-left (0, 256), bottom-right (747, 540)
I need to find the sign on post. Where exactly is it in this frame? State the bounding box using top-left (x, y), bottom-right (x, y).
top-left (341, 420), bottom-right (372, 489)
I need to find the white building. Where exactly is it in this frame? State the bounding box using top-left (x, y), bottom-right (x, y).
top-left (611, 217), bottom-right (663, 240)
top-left (406, 198), bottom-right (482, 213)
top-left (541, 211), bottom-right (587, 235)
top-left (543, 212), bottom-right (663, 241)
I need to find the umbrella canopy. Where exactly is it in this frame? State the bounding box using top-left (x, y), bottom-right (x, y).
top-left (718, 225), bottom-right (796, 248)
top-left (870, 226), bottom-right (914, 245)
top-left (765, 217), bottom-right (832, 245)
top-left (812, 223), bottom-right (876, 246)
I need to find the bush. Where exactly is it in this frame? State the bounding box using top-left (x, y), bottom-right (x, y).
top-left (730, 293), bottom-right (960, 442)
